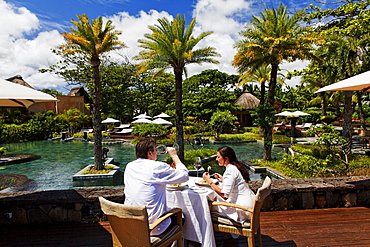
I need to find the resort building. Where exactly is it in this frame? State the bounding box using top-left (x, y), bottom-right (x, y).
top-left (1, 75), bottom-right (91, 115)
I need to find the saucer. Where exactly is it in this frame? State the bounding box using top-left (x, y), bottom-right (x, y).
top-left (191, 188), bottom-right (207, 193)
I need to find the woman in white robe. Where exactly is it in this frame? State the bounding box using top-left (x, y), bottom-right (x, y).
top-left (202, 146), bottom-right (255, 223)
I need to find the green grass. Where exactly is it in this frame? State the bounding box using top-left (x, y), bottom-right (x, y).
top-left (82, 165), bottom-right (115, 174)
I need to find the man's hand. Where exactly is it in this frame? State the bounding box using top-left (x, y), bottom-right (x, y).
top-left (167, 147), bottom-right (181, 165)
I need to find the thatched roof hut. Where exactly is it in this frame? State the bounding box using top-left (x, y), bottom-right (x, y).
top-left (235, 90), bottom-right (260, 109)
top-left (6, 75), bottom-right (33, 88)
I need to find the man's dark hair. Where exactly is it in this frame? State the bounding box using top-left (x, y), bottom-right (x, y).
top-left (136, 137), bottom-right (156, 159)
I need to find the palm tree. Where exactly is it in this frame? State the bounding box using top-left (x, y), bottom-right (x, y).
top-left (300, 65), bottom-right (330, 116)
top-left (314, 35), bottom-right (367, 158)
top-left (233, 4), bottom-right (321, 161)
top-left (238, 66), bottom-right (285, 106)
top-left (135, 14), bottom-right (220, 161)
top-left (60, 14), bottom-right (126, 170)
top-left (237, 66), bottom-right (270, 106)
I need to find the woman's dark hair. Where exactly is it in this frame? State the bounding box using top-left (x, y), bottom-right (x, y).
top-left (136, 137), bottom-right (156, 159)
top-left (217, 146), bottom-right (250, 182)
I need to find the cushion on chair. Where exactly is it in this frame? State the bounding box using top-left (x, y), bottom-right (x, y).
top-left (150, 225), bottom-right (181, 247)
top-left (255, 176), bottom-right (272, 202)
top-left (99, 197), bottom-right (147, 221)
top-left (211, 211), bottom-right (251, 228)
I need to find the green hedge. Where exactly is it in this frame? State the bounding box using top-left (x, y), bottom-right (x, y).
top-left (132, 123), bottom-right (168, 137)
top-left (165, 148), bottom-right (217, 167)
top-left (210, 133), bottom-right (261, 141)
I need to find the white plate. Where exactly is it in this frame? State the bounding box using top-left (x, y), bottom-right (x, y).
top-left (166, 183), bottom-right (188, 190)
top-left (195, 178), bottom-right (217, 187)
top-left (192, 188), bottom-right (207, 193)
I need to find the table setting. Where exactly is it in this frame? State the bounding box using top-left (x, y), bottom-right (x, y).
top-left (166, 176), bottom-right (218, 247)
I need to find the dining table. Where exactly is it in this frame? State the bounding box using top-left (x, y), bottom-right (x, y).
top-left (166, 176), bottom-right (217, 247)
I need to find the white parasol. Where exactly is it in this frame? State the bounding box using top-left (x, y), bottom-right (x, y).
top-left (102, 117), bottom-right (120, 123)
top-left (315, 70), bottom-right (370, 93)
top-left (153, 113), bottom-right (171, 118)
top-left (133, 113), bottom-right (151, 119)
top-left (275, 110), bottom-right (310, 117)
top-left (132, 118), bottom-right (153, 124)
top-left (291, 111), bottom-right (310, 116)
top-left (0, 78), bottom-right (58, 107)
top-left (275, 111), bottom-right (294, 116)
top-left (152, 118), bottom-right (172, 125)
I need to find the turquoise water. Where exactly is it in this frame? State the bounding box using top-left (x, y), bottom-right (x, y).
top-left (0, 140), bottom-right (283, 191)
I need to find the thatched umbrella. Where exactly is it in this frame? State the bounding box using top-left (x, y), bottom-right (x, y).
top-left (235, 90), bottom-right (260, 109)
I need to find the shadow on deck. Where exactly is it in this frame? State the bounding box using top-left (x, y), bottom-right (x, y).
top-left (1, 207), bottom-right (369, 247)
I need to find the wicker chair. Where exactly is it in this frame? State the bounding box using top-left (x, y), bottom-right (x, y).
top-left (99, 197), bottom-right (183, 247)
top-left (210, 176), bottom-right (272, 247)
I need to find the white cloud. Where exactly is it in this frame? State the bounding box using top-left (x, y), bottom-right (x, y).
top-left (281, 60), bottom-right (308, 87)
top-left (0, 0), bottom-right (38, 39)
top-left (193, 0), bottom-right (251, 35)
top-left (0, 0), bottom-right (65, 91)
top-left (0, 0), bottom-right (306, 95)
top-left (106, 5), bottom-right (244, 77)
top-left (186, 32), bottom-right (238, 76)
top-left (185, 0), bottom-right (255, 76)
top-left (107, 10), bottom-right (174, 61)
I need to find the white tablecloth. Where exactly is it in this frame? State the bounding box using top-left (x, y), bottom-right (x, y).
top-left (166, 177), bottom-right (216, 247)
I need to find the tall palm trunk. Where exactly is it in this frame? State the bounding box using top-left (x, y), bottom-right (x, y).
top-left (259, 81), bottom-right (266, 136)
top-left (174, 67), bottom-right (184, 162)
top-left (260, 81), bottom-right (266, 105)
top-left (356, 92), bottom-right (367, 130)
top-left (342, 91), bottom-right (353, 162)
top-left (263, 64), bottom-right (278, 161)
top-left (320, 92), bottom-right (327, 116)
top-left (92, 56), bottom-right (104, 170)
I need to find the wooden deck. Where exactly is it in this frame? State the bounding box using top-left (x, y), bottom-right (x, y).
top-left (1, 207), bottom-right (369, 247)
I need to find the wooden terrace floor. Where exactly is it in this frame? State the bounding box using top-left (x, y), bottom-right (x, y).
top-left (1, 207), bottom-right (369, 247)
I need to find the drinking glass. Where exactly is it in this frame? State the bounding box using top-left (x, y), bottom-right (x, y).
top-left (156, 145), bottom-right (167, 155)
top-left (194, 157), bottom-right (202, 177)
top-left (156, 143), bottom-right (179, 155)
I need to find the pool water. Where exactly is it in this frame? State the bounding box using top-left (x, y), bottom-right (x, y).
top-left (0, 140), bottom-right (283, 191)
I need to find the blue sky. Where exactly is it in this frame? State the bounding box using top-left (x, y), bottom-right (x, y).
top-left (8, 0), bottom-right (196, 34)
top-left (1, 0), bottom-right (336, 93)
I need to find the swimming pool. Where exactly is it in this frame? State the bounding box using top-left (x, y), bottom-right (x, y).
top-left (0, 140), bottom-right (283, 191)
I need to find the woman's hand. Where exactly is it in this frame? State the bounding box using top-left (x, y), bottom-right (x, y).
top-left (204, 172), bottom-right (227, 199)
top-left (202, 172), bottom-right (212, 185)
top-left (213, 173), bottom-right (223, 181)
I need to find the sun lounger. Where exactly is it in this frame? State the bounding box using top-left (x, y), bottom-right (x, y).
top-left (115, 128), bottom-right (133, 134)
top-left (296, 123), bottom-right (313, 130)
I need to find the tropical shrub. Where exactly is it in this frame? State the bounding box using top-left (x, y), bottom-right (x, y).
top-left (72, 132), bottom-right (110, 139)
top-left (0, 124), bottom-right (28, 143)
top-left (243, 127), bottom-right (260, 134)
top-left (308, 124), bottom-right (351, 171)
top-left (291, 144), bottom-right (333, 158)
top-left (280, 154), bottom-right (340, 178)
top-left (165, 148), bottom-right (217, 167)
top-left (132, 123), bottom-right (168, 137)
top-left (0, 146), bottom-right (7, 156)
top-left (209, 133), bottom-right (261, 141)
top-left (209, 110), bottom-right (237, 139)
top-left (272, 134), bottom-right (291, 144)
